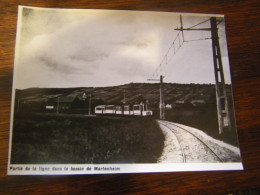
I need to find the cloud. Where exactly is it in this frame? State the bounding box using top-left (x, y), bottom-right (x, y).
top-left (19, 11), bottom-right (162, 85)
top-left (15, 8), bottom-right (231, 89)
top-left (21, 20), bottom-right (112, 75)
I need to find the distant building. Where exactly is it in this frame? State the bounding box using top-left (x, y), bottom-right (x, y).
top-left (175, 98), bottom-right (193, 108)
top-left (176, 99), bottom-right (186, 104)
top-left (190, 99), bottom-right (206, 107)
top-left (17, 96), bottom-right (48, 112)
top-left (165, 104), bottom-right (172, 109)
top-left (45, 93), bottom-right (88, 113)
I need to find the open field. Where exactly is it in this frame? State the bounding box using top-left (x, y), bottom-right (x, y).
top-left (10, 114), bottom-right (164, 164)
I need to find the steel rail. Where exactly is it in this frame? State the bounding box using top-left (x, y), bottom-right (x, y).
top-left (158, 121), bottom-right (186, 163)
top-left (161, 121), bottom-right (223, 162)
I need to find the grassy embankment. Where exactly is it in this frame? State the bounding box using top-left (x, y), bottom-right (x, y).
top-left (11, 114), bottom-right (164, 164)
top-left (164, 104), bottom-right (239, 147)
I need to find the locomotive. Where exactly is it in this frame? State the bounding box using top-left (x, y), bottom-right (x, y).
top-left (94, 103), bottom-right (153, 116)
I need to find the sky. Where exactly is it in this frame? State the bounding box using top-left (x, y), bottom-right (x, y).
top-left (14, 6), bottom-right (232, 89)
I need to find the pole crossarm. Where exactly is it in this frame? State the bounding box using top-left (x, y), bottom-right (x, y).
top-left (147, 76), bottom-right (164, 82)
top-left (175, 28), bottom-right (211, 31)
top-left (184, 37), bottom-right (212, 42)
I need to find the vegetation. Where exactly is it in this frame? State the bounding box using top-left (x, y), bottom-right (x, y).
top-left (164, 105), bottom-right (239, 147)
top-left (11, 114), bottom-right (164, 164)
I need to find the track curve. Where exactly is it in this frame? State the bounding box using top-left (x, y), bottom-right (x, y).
top-left (158, 120), bottom-right (223, 163)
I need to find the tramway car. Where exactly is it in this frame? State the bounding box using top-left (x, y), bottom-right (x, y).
top-left (95, 103), bottom-right (152, 116)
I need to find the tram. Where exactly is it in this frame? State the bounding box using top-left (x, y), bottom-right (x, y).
top-left (94, 103), bottom-right (152, 116)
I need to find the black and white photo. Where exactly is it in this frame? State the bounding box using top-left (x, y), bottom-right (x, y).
top-left (8, 6), bottom-right (243, 175)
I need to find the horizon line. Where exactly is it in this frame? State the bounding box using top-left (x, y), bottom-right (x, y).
top-left (15, 81), bottom-right (232, 90)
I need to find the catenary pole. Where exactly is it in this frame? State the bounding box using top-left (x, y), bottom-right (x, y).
top-left (175, 16), bottom-right (231, 134)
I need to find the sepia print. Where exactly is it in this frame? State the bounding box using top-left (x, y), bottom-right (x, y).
top-left (8, 6), bottom-right (243, 175)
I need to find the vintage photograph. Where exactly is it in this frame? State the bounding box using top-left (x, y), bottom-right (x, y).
top-left (8, 6), bottom-right (242, 174)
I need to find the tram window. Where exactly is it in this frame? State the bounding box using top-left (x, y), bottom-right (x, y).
top-left (105, 106), bottom-right (114, 110)
top-left (116, 106), bottom-right (122, 111)
top-left (124, 106), bottom-right (129, 111)
top-left (133, 105), bottom-right (140, 110)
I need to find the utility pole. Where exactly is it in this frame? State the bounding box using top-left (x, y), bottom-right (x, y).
top-left (82, 92), bottom-right (92, 115)
top-left (83, 92), bottom-right (92, 115)
top-left (159, 75), bottom-right (165, 120)
top-left (122, 89), bottom-right (126, 114)
top-left (88, 94), bottom-right (91, 115)
top-left (57, 97), bottom-right (60, 114)
top-left (180, 15), bottom-right (185, 42)
top-left (175, 16), bottom-right (231, 134)
top-left (148, 75), bottom-right (165, 120)
top-left (82, 92), bottom-right (87, 114)
top-left (123, 89), bottom-right (126, 104)
top-left (210, 17), bottom-right (230, 134)
top-left (17, 98), bottom-right (20, 113)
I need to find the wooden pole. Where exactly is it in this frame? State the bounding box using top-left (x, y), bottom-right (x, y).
top-left (88, 94), bottom-right (91, 115)
top-left (17, 98), bottom-right (20, 113)
top-left (57, 97), bottom-right (60, 114)
top-left (160, 75), bottom-right (165, 120)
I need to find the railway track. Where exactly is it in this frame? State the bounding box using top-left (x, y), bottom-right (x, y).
top-left (158, 120), bottom-right (223, 163)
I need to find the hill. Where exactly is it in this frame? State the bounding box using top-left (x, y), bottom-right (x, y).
top-left (15, 83), bottom-right (229, 107)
